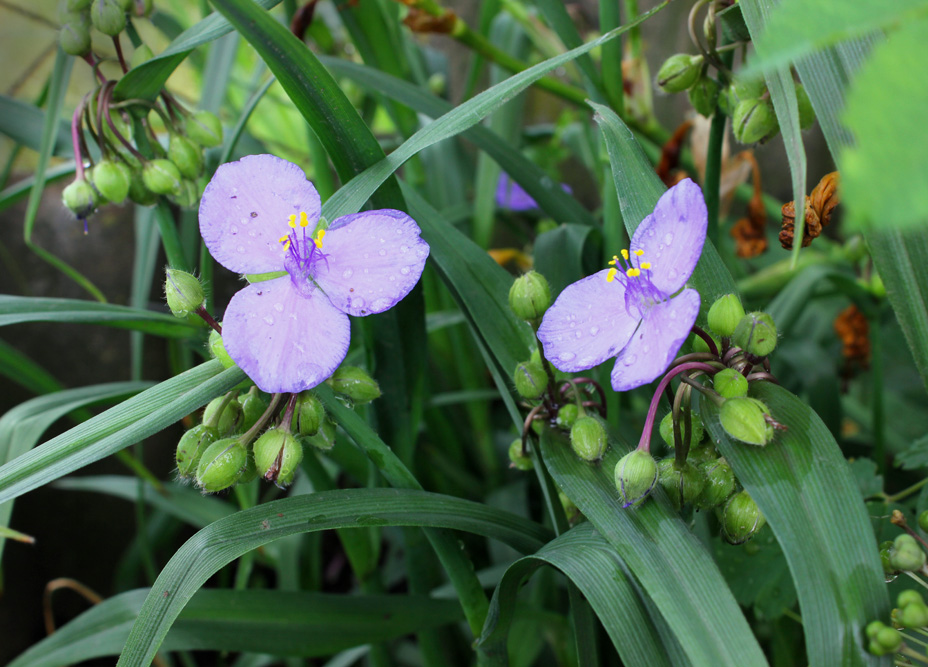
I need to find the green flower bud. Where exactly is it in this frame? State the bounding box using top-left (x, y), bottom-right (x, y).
top-left (688, 76), bottom-right (720, 117)
top-left (614, 449), bottom-right (658, 507)
top-left (694, 459), bottom-right (735, 509)
top-left (556, 403), bottom-right (580, 430)
top-left (195, 438), bottom-right (247, 492)
top-left (513, 361), bottom-right (547, 400)
top-left (880, 544), bottom-right (896, 575)
top-left (714, 368), bottom-right (749, 399)
top-left (129, 44), bottom-right (154, 69)
top-left (90, 0), bottom-right (126, 36)
top-left (570, 416), bottom-right (606, 462)
top-left (509, 271), bottom-right (552, 326)
top-left (169, 179), bottom-right (199, 209)
top-left (142, 159), bottom-right (183, 195)
top-left (208, 328), bottom-right (236, 369)
top-left (131, 0), bottom-right (153, 16)
top-left (168, 134), bottom-right (203, 179)
top-left (899, 590), bottom-right (925, 609)
top-left (865, 641), bottom-right (888, 657)
top-left (718, 85), bottom-right (736, 117)
top-left (253, 428), bottom-right (303, 486)
top-left (657, 459), bottom-right (706, 509)
top-left (659, 410), bottom-right (705, 449)
top-left (291, 391), bottom-right (325, 436)
top-left (114, 0), bottom-right (132, 11)
top-left (732, 77), bottom-right (766, 102)
top-left (733, 311), bottom-right (778, 357)
top-left (721, 490), bottom-right (765, 544)
top-left (59, 22), bottom-right (92, 56)
top-left (164, 268), bottom-right (205, 318)
top-left (62, 178), bottom-right (98, 217)
top-left (876, 625), bottom-right (902, 651)
top-left (238, 389), bottom-right (268, 432)
top-left (866, 620), bottom-right (886, 640)
top-left (795, 84), bottom-right (815, 131)
top-left (330, 365), bottom-right (381, 404)
top-left (900, 602), bottom-right (928, 628)
top-left (890, 534), bottom-right (927, 572)
top-left (304, 418), bottom-right (336, 452)
top-left (656, 54), bottom-right (703, 93)
top-left (203, 395), bottom-right (244, 437)
top-left (920, 511), bottom-right (928, 533)
top-left (732, 98), bottom-right (778, 144)
top-left (720, 397), bottom-right (774, 446)
top-left (175, 424), bottom-right (218, 478)
top-left (508, 439), bottom-right (533, 471)
top-left (687, 441), bottom-right (719, 465)
top-left (92, 160), bottom-right (132, 205)
top-left (707, 294), bottom-right (746, 338)
top-left (692, 332), bottom-right (720, 355)
top-left (67, 0), bottom-right (93, 10)
top-left (185, 110), bottom-right (223, 148)
top-left (127, 169), bottom-right (158, 205)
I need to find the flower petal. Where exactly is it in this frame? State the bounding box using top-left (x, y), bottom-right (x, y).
top-left (610, 288), bottom-right (700, 391)
top-left (199, 154), bottom-right (321, 274)
top-left (313, 209), bottom-right (430, 316)
top-left (496, 174), bottom-right (540, 211)
top-left (222, 276), bottom-right (349, 393)
top-left (630, 179), bottom-right (707, 295)
top-left (537, 269), bottom-right (639, 372)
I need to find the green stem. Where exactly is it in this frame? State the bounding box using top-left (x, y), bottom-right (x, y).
top-left (599, 0), bottom-right (624, 114)
top-left (885, 477), bottom-right (928, 504)
top-left (703, 50), bottom-right (733, 249)
top-left (154, 200), bottom-right (190, 271)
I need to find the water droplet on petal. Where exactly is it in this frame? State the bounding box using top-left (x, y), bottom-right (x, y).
top-left (378, 249), bottom-right (386, 256)
top-left (648, 229), bottom-right (655, 237)
top-left (343, 269), bottom-right (353, 279)
top-left (263, 315), bottom-right (275, 325)
top-left (389, 275), bottom-right (396, 281)
top-left (400, 266), bottom-right (410, 275)
top-left (273, 303), bottom-right (284, 312)
top-left (664, 232), bottom-right (673, 245)
top-left (400, 245), bottom-right (409, 254)
top-left (559, 352), bottom-right (576, 362)
top-left (623, 354), bottom-right (638, 366)
top-left (590, 326), bottom-right (599, 336)
top-left (372, 297), bottom-right (390, 310)
top-left (575, 330), bottom-right (582, 339)
top-left (379, 238), bottom-right (385, 243)
top-left (237, 246), bottom-right (246, 253)
top-left (230, 226), bottom-right (238, 235)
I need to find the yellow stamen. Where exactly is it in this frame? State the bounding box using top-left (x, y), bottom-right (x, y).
top-left (313, 229), bottom-right (326, 249)
top-left (633, 249), bottom-right (644, 256)
top-left (620, 249), bottom-right (629, 260)
top-left (299, 211), bottom-right (309, 227)
top-left (640, 262), bottom-right (651, 270)
top-left (278, 234), bottom-right (289, 243)
top-left (626, 268), bottom-right (640, 278)
top-left (288, 214), bottom-right (297, 228)
top-left (606, 268), bottom-right (618, 283)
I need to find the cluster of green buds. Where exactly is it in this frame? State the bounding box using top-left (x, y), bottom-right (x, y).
top-left (58, 0), bottom-right (153, 57)
top-left (865, 589), bottom-right (928, 658)
top-left (509, 271), bottom-right (552, 330)
top-left (881, 533), bottom-right (927, 575)
top-left (724, 78), bottom-right (815, 145)
top-left (655, 53), bottom-right (721, 118)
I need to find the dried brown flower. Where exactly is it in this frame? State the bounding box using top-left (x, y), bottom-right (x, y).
top-left (780, 171), bottom-right (839, 250)
top-left (729, 152), bottom-right (767, 258)
top-left (656, 120), bottom-right (693, 187)
top-left (834, 304), bottom-right (870, 367)
top-left (403, 7), bottom-right (457, 34)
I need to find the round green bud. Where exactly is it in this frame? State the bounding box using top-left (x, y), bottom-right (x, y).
top-left (508, 439), bottom-right (533, 471)
top-left (90, 0), bottom-right (126, 36)
top-left (169, 179), bottom-right (199, 209)
top-left (692, 332), bottom-right (720, 355)
top-left (707, 294), bottom-right (746, 338)
top-left (890, 534), bottom-right (927, 572)
top-left (732, 77), bottom-right (766, 102)
top-left (142, 159), bottom-right (183, 195)
top-left (114, 0), bottom-right (132, 11)
top-left (330, 365), bottom-right (381, 404)
top-left (164, 268), bottom-right (205, 318)
top-left (509, 271), bottom-right (552, 325)
top-left (175, 424), bottom-right (218, 478)
top-left (570, 416), bottom-right (607, 462)
top-left (866, 620), bottom-right (886, 640)
top-left (185, 110), bottom-right (223, 148)
top-left (59, 22), bottom-right (92, 56)
top-left (208, 329), bottom-right (236, 369)
top-left (900, 602), bottom-right (928, 629)
top-left (865, 641), bottom-right (888, 657)
top-left (127, 169), bottom-right (157, 205)
top-left (304, 418), bottom-right (336, 452)
top-left (253, 428), bottom-right (303, 486)
top-left (694, 459), bottom-right (735, 509)
top-left (238, 389), bottom-right (268, 432)
top-left (168, 134), bottom-right (203, 179)
top-left (918, 511), bottom-right (928, 533)
top-left (58, 0), bottom-right (91, 23)
top-left (718, 85), bottom-right (736, 117)
top-left (657, 459), bottom-right (706, 509)
top-left (556, 403), bottom-right (580, 430)
top-left (513, 361), bottom-right (547, 400)
top-left (720, 397), bottom-right (774, 446)
top-left (721, 490), bottom-right (765, 544)
top-left (195, 438), bottom-right (246, 492)
top-left (899, 590), bottom-right (925, 609)
top-left (62, 178), bottom-right (98, 217)
top-left (733, 311), bottom-right (778, 357)
top-left (880, 545), bottom-right (896, 575)
top-left (203, 395), bottom-right (244, 437)
top-left (732, 98), bottom-right (778, 144)
top-left (876, 625), bottom-right (902, 651)
top-left (795, 84), bottom-right (815, 131)
top-left (714, 368), bottom-right (749, 399)
top-left (132, 0), bottom-right (153, 16)
top-left (291, 391), bottom-right (325, 437)
top-left (614, 449), bottom-right (658, 508)
top-left (688, 76), bottom-right (720, 117)
top-left (129, 44), bottom-right (154, 69)
top-left (687, 441), bottom-right (719, 465)
top-left (67, 0), bottom-right (93, 10)
top-left (659, 410), bottom-right (705, 449)
top-left (656, 54), bottom-right (703, 93)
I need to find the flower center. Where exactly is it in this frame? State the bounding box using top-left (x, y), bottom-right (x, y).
top-left (605, 248), bottom-right (666, 318)
top-left (279, 211), bottom-right (328, 297)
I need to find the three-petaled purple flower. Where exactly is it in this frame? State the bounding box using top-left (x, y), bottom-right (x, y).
top-left (199, 154), bottom-right (430, 393)
top-left (537, 179), bottom-right (707, 391)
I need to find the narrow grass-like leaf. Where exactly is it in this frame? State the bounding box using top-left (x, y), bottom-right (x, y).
top-left (0, 296), bottom-right (199, 338)
top-left (700, 382), bottom-right (890, 666)
top-left (539, 428), bottom-right (767, 666)
top-left (0, 339), bottom-right (60, 395)
top-left (0, 362), bottom-right (244, 506)
top-left (534, 223), bottom-right (601, 296)
top-left (0, 94), bottom-right (72, 156)
top-left (116, 488), bottom-right (553, 666)
top-left (12, 588), bottom-right (463, 667)
top-left (0, 163), bottom-right (75, 212)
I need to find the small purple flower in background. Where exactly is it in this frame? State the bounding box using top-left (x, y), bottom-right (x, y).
top-left (199, 154), bottom-right (430, 393)
top-left (495, 173), bottom-right (572, 212)
top-left (537, 179), bottom-right (707, 391)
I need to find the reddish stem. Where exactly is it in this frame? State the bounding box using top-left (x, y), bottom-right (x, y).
top-left (637, 362), bottom-right (717, 453)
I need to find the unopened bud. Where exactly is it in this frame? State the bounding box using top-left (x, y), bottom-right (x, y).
top-left (169, 179), bottom-right (199, 208)
top-left (59, 22), bottom-right (92, 55)
top-left (694, 459), bottom-right (735, 509)
top-left (164, 268), bottom-right (205, 318)
top-left (509, 271), bottom-right (551, 326)
top-left (330, 365), bottom-right (381, 403)
top-left (128, 169), bottom-right (158, 205)
top-left (253, 428), bottom-right (303, 486)
top-left (657, 459), bottom-right (706, 509)
top-left (168, 134), bottom-right (204, 179)
top-left (175, 424), bottom-right (218, 478)
top-left (90, 0), bottom-right (126, 36)
top-left (62, 178), bottom-right (98, 217)
top-left (508, 439), bottom-right (533, 471)
top-left (721, 490), bottom-right (765, 544)
top-left (890, 534), bottom-right (927, 572)
top-left (692, 332), bottom-right (720, 355)
top-left (129, 44), bottom-right (154, 69)
top-left (570, 416), bottom-right (606, 462)
top-left (208, 329), bottom-right (236, 369)
top-left (185, 110), bottom-right (223, 148)
top-left (656, 54), bottom-right (703, 93)
top-left (289, 391), bottom-right (323, 436)
top-left (556, 403), bottom-right (580, 430)
top-left (195, 438), bottom-right (246, 492)
top-left (91, 160), bottom-right (131, 204)
top-left (203, 395), bottom-right (244, 436)
top-left (714, 368), bottom-right (748, 398)
top-left (733, 311), bottom-right (778, 357)
top-left (304, 418), bottom-right (336, 452)
top-left (720, 397), bottom-right (774, 446)
top-left (795, 84), bottom-right (815, 131)
top-left (688, 76), bottom-right (720, 117)
top-left (142, 159), bottom-right (183, 195)
top-left (659, 409), bottom-right (705, 449)
top-left (614, 449), bottom-right (658, 507)
top-left (238, 389), bottom-right (268, 432)
top-left (732, 98), bottom-right (778, 144)
top-left (513, 361), bottom-right (547, 400)
top-left (707, 294), bottom-right (746, 338)
top-left (899, 590), bottom-right (925, 608)
top-left (900, 602), bottom-right (928, 628)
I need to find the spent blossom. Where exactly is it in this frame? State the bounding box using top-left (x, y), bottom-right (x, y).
top-left (199, 154), bottom-right (429, 393)
top-left (537, 179), bottom-right (707, 391)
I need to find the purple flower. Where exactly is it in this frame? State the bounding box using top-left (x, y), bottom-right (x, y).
top-left (537, 179), bottom-right (707, 391)
top-left (199, 154), bottom-right (430, 393)
top-left (495, 173), bottom-right (572, 212)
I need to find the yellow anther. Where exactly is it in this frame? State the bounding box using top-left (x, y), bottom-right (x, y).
top-left (278, 234), bottom-right (289, 243)
top-left (620, 249), bottom-right (629, 260)
top-left (626, 268), bottom-right (640, 278)
top-left (640, 262), bottom-right (652, 270)
top-left (313, 229), bottom-right (326, 249)
top-left (299, 211), bottom-right (309, 227)
top-left (288, 214), bottom-right (297, 228)
top-left (633, 249), bottom-right (644, 257)
top-left (606, 268), bottom-right (618, 283)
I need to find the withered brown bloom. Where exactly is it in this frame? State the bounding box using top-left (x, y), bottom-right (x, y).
top-left (834, 304), bottom-right (870, 369)
top-left (780, 171), bottom-right (839, 250)
top-left (729, 152), bottom-right (767, 258)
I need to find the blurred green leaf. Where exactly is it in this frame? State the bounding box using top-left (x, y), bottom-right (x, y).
top-left (712, 529), bottom-right (797, 620)
top-left (0, 339), bottom-right (61, 395)
top-left (849, 458), bottom-right (884, 498)
top-left (534, 224), bottom-right (602, 297)
top-left (0, 95), bottom-right (72, 156)
top-left (896, 434), bottom-right (928, 471)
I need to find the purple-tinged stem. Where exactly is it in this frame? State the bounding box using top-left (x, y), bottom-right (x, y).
top-left (81, 54), bottom-right (107, 84)
top-left (195, 305), bottom-right (222, 334)
top-left (746, 371), bottom-right (778, 384)
top-left (112, 35), bottom-right (128, 74)
top-left (690, 324), bottom-right (719, 357)
top-left (637, 362), bottom-right (716, 453)
top-left (71, 96), bottom-right (90, 180)
top-left (559, 377), bottom-right (607, 418)
top-left (722, 345), bottom-right (742, 365)
top-left (521, 403), bottom-right (546, 457)
top-left (279, 393), bottom-right (298, 433)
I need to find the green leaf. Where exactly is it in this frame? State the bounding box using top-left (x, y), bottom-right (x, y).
top-left (0, 338), bottom-right (61, 395)
top-left (0, 362), bottom-right (244, 506)
top-left (700, 383), bottom-right (890, 666)
top-left (896, 434), bottom-right (928, 471)
top-left (11, 588), bottom-right (463, 666)
top-left (116, 488), bottom-right (553, 666)
top-left (717, 4), bottom-right (751, 43)
top-left (534, 224), bottom-right (602, 296)
top-left (539, 428), bottom-right (767, 666)
top-left (0, 94), bottom-right (72, 156)
top-left (0, 295), bottom-right (200, 338)
top-left (712, 529), bottom-right (797, 620)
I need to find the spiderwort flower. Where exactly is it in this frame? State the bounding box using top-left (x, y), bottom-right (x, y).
top-left (496, 173), bottom-right (572, 211)
top-left (199, 154), bottom-right (430, 393)
top-left (537, 179), bottom-right (707, 391)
